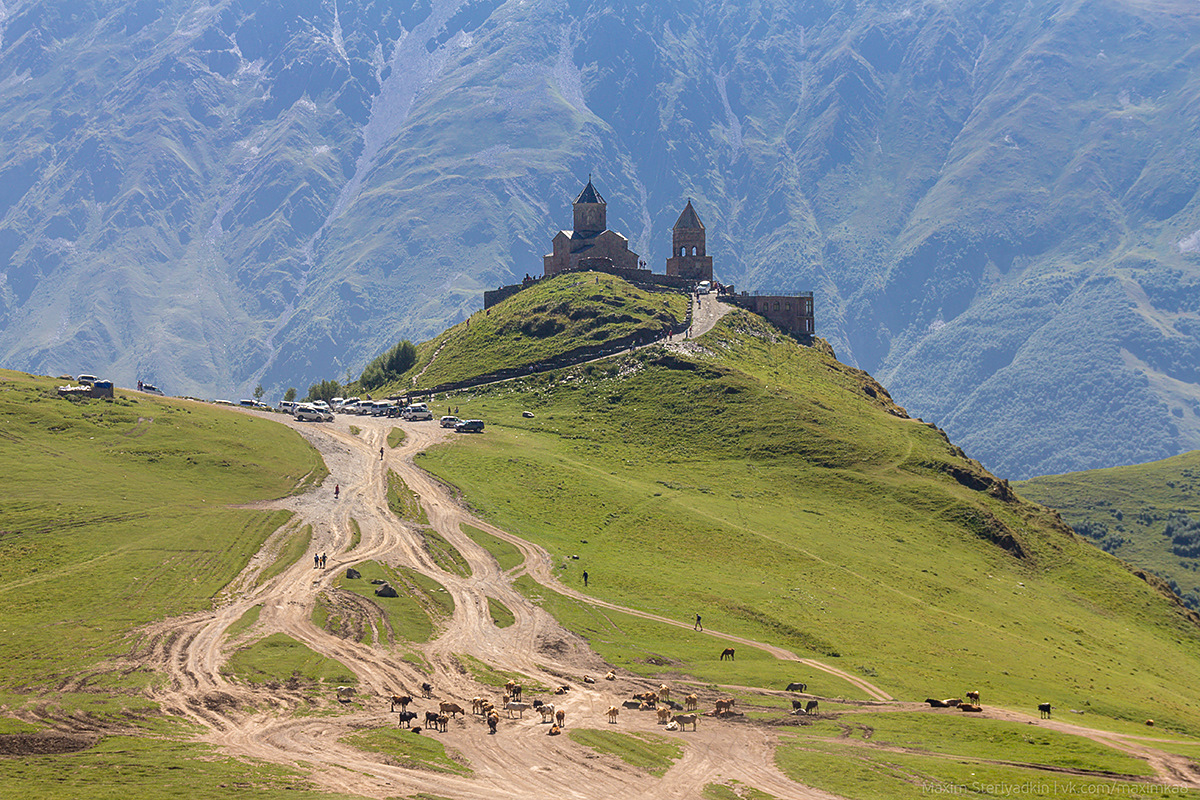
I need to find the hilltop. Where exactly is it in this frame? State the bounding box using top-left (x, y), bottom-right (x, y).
top-left (415, 281), bottom-right (1200, 733)
top-left (1016, 451), bottom-right (1200, 611)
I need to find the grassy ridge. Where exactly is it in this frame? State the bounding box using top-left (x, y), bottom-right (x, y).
top-left (1015, 451), bottom-right (1200, 610)
top-left (418, 309), bottom-right (1200, 733)
top-left (0, 371), bottom-right (325, 693)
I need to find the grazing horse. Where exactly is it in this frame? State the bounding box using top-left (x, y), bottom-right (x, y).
top-left (1039, 703), bottom-right (1052, 719)
top-left (671, 713), bottom-right (699, 731)
top-left (390, 694), bottom-right (412, 712)
top-left (786, 682), bottom-right (807, 693)
top-left (720, 648), bottom-right (735, 661)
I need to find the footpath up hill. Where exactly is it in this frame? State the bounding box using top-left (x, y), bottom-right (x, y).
top-left (419, 305), bottom-right (1200, 733)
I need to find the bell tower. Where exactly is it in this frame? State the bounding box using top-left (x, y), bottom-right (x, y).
top-left (573, 178), bottom-right (606, 236)
top-left (665, 200), bottom-right (713, 282)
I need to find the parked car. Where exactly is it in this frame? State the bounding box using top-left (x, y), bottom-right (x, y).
top-left (696, 280), bottom-right (711, 295)
top-left (142, 383), bottom-right (164, 396)
top-left (402, 403), bottom-right (433, 421)
top-left (77, 374), bottom-right (98, 386)
top-left (454, 419), bottom-right (485, 433)
top-left (294, 404), bottom-right (332, 422)
top-left (440, 416), bottom-right (461, 428)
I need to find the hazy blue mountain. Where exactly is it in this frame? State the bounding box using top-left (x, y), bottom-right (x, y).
top-left (1, 0), bottom-right (1199, 478)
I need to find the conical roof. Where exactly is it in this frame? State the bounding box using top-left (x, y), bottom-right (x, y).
top-left (673, 199), bottom-right (704, 229)
top-left (575, 179), bottom-right (605, 205)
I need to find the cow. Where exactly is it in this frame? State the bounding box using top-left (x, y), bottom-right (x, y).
top-left (336, 686), bottom-right (356, 702)
top-left (786, 682), bottom-right (807, 693)
top-left (391, 694), bottom-right (413, 712)
top-left (604, 671), bottom-right (616, 681)
top-left (685, 693), bottom-right (699, 711)
top-left (804, 700), bottom-right (819, 714)
top-left (396, 710), bottom-right (418, 728)
top-left (439, 701), bottom-right (465, 718)
top-left (539, 704), bottom-right (556, 722)
top-left (548, 724), bottom-right (561, 736)
top-left (925, 698), bottom-right (949, 708)
top-left (622, 700), bottom-right (641, 710)
top-left (555, 708), bottom-right (565, 727)
top-left (958, 704), bottom-right (983, 713)
top-left (657, 706), bottom-right (673, 724)
top-left (505, 701), bottom-right (531, 718)
top-left (966, 690), bottom-right (980, 704)
top-left (658, 684), bottom-right (671, 703)
top-left (720, 648), bottom-right (736, 661)
top-left (607, 705), bottom-right (620, 723)
top-left (943, 699), bottom-right (962, 707)
top-left (425, 710), bottom-right (442, 729)
top-left (715, 699), bottom-right (733, 715)
top-left (1039, 703), bottom-right (1052, 719)
top-left (792, 699), bottom-right (806, 711)
top-left (554, 685), bottom-right (570, 695)
top-left (487, 712), bottom-right (499, 734)
top-left (471, 697), bottom-right (485, 715)
top-left (436, 713), bottom-right (449, 732)
top-left (671, 713), bottom-right (699, 731)
top-left (421, 682), bottom-right (434, 698)
top-left (583, 675), bottom-right (596, 684)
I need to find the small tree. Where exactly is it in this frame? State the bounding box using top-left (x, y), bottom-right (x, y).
top-left (306, 379), bottom-right (343, 403)
top-left (253, 384), bottom-right (265, 401)
top-left (283, 387), bottom-right (297, 403)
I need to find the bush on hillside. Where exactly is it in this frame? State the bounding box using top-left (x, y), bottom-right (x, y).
top-left (360, 340), bottom-right (417, 390)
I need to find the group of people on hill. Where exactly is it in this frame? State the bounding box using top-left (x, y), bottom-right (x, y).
top-left (314, 552), bottom-right (327, 569)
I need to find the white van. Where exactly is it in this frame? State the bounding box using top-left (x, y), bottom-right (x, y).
top-left (402, 402), bottom-right (433, 421)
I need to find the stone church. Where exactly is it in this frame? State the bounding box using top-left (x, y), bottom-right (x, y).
top-left (542, 179), bottom-right (713, 283)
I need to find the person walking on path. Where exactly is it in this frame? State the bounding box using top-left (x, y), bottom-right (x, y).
top-left (379, 447), bottom-right (384, 460)
top-left (694, 613), bottom-right (702, 631)
top-left (314, 553), bottom-right (320, 569)
top-left (334, 484), bottom-right (339, 499)
top-left (320, 553), bottom-right (327, 568)
top-left (583, 571), bottom-right (589, 587)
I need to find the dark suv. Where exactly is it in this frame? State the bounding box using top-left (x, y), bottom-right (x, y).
top-left (454, 419), bottom-right (484, 433)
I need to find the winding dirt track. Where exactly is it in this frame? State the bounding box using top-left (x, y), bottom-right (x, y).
top-left (121, 407), bottom-right (1200, 798)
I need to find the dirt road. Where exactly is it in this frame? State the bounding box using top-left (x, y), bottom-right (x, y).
top-left (115, 412), bottom-right (1200, 797)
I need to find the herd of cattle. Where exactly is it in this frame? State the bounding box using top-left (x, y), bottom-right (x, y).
top-left (340, 671), bottom-right (1066, 737)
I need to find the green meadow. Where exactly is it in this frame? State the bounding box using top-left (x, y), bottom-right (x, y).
top-left (0, 370), bottom-right (324, 698)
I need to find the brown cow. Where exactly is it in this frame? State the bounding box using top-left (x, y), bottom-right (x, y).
top-left (685, 693), bottom-right (699, 711)
top-left (958, 703), bottom-right (983, 713)
top-left (439, 701), bottom-right (465, 717)
top-left (487, 712), bottom-right (499, 734)
top-left (658, 684), bottom-right (671, 703)
top-left (714, 698), bottom-right (733, 715)
top-left (657, 706), bottom-right (672, 724)
top-left (555, 708), bottom-right (566, 727)
top-left (391, 694), bottom-right (412, 712)
top-left (966, 690), bottom-right (980, 704)
top-left (607, 705), bottom-right (620, 723)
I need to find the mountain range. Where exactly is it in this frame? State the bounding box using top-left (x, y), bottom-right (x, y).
top-left (1, 0), bottom-right (1199, 479)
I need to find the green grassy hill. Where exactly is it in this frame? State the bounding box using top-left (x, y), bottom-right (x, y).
top-left (0, 369), bottom-right (324, 703)
top-left (418, 292), bottom-right (1200, 734)
top-left (1015, 452), bottom-right (1200, 611)
top-left (385, 272), bottom-right (689, 392)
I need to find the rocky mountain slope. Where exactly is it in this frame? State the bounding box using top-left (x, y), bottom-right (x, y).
top-left (1, 0), bottom-right (1199, 478)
